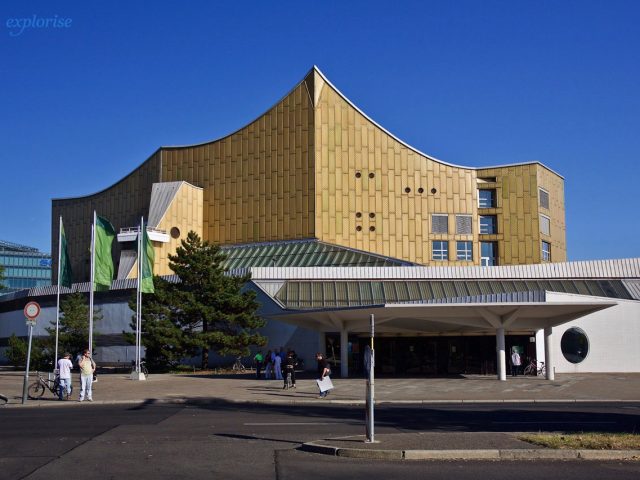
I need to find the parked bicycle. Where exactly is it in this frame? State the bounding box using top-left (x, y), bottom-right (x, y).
top-left (130, 360), bottom-right (149, 377)
top-left (523, 360), bottom-right (546, 376)
top-left (28, 371), bottom-right (65, 399)
top-left (232, 356), bottom-right (246, 372)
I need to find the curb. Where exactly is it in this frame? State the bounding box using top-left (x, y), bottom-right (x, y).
top-left (2, 397), bottom-right (640, 408)
top-left (300, 442), bottom-right (640, 461)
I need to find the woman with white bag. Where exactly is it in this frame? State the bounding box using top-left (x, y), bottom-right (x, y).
top-left (316, 352), bottom-right (333, 398)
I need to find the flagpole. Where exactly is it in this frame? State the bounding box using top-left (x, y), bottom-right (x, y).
top-left (54, 216), bottom-right (63, 372)
top-left (89, 211), bottom-right (96, 353)
top-left (137, 217), bottom-right (142, 375)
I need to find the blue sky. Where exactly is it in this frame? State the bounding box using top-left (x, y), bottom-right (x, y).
top-left (1, 0), bottom-right (638, 260)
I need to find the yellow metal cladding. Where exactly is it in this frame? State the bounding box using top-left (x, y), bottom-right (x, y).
top-left (153, 183), bottom-right (204, 276)
top-left (52, 67), bottom-right (567, 281)
top-left (52, 151), bottom-right (162, 282)
top-left (313, 70), bottom-right (566, 266)
top-left (160, 74), bottom-right (315, 245)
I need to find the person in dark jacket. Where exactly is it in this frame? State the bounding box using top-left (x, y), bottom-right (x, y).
top-left (316, 352), bottom-right (331, 398)
top-left (282, 350), bottom-right (297, 389)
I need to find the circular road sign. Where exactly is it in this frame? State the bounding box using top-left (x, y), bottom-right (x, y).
top-left (24, 301), bottom-right (41, 320)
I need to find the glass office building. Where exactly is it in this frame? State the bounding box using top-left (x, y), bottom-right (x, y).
top-left (0, 240), bottom-right (51, 293)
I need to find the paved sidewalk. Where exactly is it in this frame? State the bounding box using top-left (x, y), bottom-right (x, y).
top-left (1, 370), bottom-right (639, 406)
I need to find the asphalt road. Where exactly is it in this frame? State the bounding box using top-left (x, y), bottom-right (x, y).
top-left (1, 401), bottom-right (639, 479)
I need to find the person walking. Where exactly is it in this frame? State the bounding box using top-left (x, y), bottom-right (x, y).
top-left (282, 350), bottom-right (297, 389)
top-left (274, 349), bottom-right (283, 380)
top-left (316, 352), bottom-right (331, 398)
top-left (511, 348), bottom-right (522, 377)
top-left (57, 352), bottom-right (73, 401)
top-left (254, 350), bottom-right (264, 379)
top-left (78, 349), bottom-right (96, 402)
top-left (264, 350), bottom-right (273, 379)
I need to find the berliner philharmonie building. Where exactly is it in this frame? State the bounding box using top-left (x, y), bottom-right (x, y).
top-left (1, 67), bottom-right (639, 379)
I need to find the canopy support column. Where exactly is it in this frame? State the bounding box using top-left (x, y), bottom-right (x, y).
top-left (497, 327), bottom-right (506, 381)
top-left (544, 327), bottom-right (555, 381)
top-left (340, 328), bottom-right (349, 378)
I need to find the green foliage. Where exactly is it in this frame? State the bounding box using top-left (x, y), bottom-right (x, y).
top-left (6, 333), bottom-right (47, 370)
top-left (6, 334), bottom-right (27, 367)
top-left (129, 231), bottom-right (266, 370)
top-left (44, 291), bottom-right (102, 359)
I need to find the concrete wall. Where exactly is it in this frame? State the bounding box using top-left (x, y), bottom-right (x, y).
top-left (538, 292), bottom-right (640, 373)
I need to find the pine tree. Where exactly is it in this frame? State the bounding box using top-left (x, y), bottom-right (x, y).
top-left (132, 231), bottom-right (266, 370)
top-left (45, 291), bottom-right (102, 360)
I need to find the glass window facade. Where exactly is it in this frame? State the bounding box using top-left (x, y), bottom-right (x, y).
top-left (542, 241), bottom-right (551, 262)
top-left (0, 241), bottom-right (51, 293)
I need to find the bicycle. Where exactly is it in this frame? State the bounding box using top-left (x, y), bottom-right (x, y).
top-left (130, 360), bottom-right (149, 377)
top-left (232, 356), bottom-right (246, 372)
top-left (283, 368), bottom-right (294, 390)
top-left (523, 360), bottom-right (546, 376)
top-left (28, 371), bottom-right (67, 399)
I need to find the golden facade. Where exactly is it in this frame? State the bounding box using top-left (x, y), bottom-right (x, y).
top-left (52, 67), bottom-right (566, 281)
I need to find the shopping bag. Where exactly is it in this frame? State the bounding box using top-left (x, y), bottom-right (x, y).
top-left (316, 376), bottom-right (334, 393)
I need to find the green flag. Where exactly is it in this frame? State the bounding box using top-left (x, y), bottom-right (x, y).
top-left (140, 222), bottom-right (155, 294)
top-left (94, 215), bottom-right (115, 291)
top-left (59, 220), bottom-right (73, 289)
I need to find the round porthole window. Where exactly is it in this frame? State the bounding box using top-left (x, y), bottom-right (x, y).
top-left (355, 171), bottom-right (362, 178)
top-left (356, 212), bottom-right (362, 218)
top-left (356, 226), bottom-right (362, 232)
top-left (170, 227), bottom-right (181, 239)
top-left (368, 172), bottom-right (375, 179)
top-left (418, 187), bottom-right (424, 194)
top-left (560, 327), bottom-right (589, 364)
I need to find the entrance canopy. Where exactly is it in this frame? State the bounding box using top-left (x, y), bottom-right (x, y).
top-left (267, 300), bottom-right (616, 335)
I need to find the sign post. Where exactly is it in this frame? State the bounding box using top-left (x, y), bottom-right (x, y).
top-left (365, 313), bottom-right (375, 443)
top-left (22, 301), bottom-right (40, 404)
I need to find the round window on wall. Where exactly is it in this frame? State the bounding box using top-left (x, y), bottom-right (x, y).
top-left (170, 227), bottom-right (181, 239)
top-left (560, 327), bottom-right (589, 364)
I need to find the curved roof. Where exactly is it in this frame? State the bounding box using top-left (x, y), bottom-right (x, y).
top-left (53, 65), bottom-right (563, 202)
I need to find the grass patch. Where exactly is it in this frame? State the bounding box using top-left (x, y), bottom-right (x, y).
top-left (519, 433), bottom-right (640, 450)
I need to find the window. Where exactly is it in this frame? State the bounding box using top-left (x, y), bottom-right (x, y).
top-left (540, 214), bottom-right (550, 236)
top-left (455, 215), bottom-right (472, 234)
top-left (432, 241), bottom-right (448, 261)
top-left (542, 241), bottom-right (551, 262)
top-left (431, 214), bottom-right (448, 234)
top-left (481, 242), bottom-right (498, 266)
top-left (561, 327), bottom-right (589, 363)
top-left (456, 241), bottom-right (473, 261)
top-left (478, 189), bottom-right (496, 208)
top-left (479, 215), bottom-right (497, 234)
top-left (539, 188), bottom-right (550, 209)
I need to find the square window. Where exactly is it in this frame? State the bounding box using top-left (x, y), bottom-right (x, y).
top-left (478, 189), bottom-right (496, 208)
top-left (431, 214), bottom-right (449, 234)
top-left (456, 241), bottom-right (473, 261)
top-left (542, 241), bottom-right (551, 262)
top-left (479, 215), bottom-right (497, 234)
top-left (540, 214), bottom-right (550, 236)
top-left (432, 241), bottom-right (449, 261)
